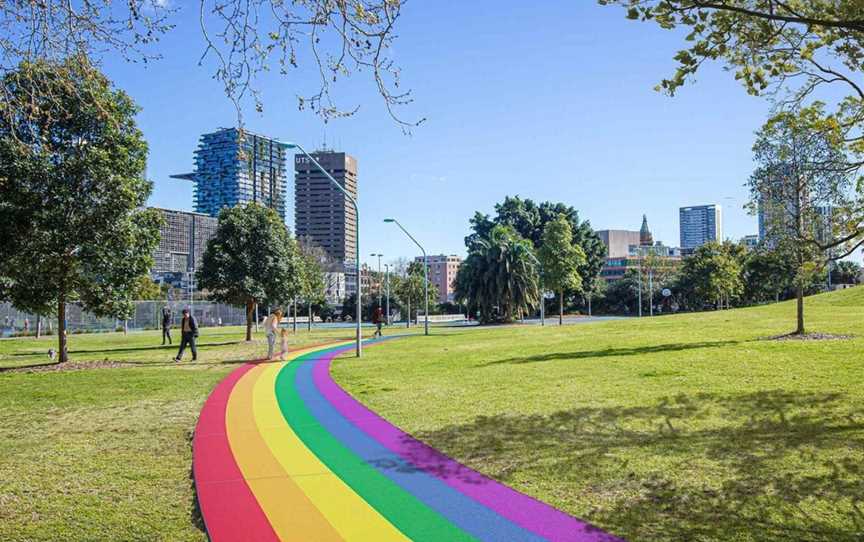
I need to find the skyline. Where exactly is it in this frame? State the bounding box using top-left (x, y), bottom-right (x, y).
top-left (103, 2), bottom-right (776, 267)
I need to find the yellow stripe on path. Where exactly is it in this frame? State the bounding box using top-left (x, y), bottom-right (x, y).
top-left (254, 362), bottom-right (410, 542)
top-left (226, 363), bottom-right (343, 541)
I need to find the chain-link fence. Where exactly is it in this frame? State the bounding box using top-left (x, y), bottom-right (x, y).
top-left (0, 301), bottom-right (250, 337)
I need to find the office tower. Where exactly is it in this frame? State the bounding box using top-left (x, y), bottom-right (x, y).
top-left (172, 128), bottom-right (288, 220)
top-left (416, 255), bottom-right (462, 304)
top-left (150, 208), bottom-right (218, 289)
top-left (679, 204), bottom-right (722, 250)
top-left (294, 151), bottom-right (358, 265)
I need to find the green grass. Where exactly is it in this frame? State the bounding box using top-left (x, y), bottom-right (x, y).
top-left (0, 325), bottom-right (360, 541)
top-left (1, 291), bottom-right (862, 541)
top-left (333, 289), bottom-right (864, 542)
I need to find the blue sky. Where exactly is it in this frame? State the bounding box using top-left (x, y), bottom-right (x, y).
top-left (104, 1), bottom-right (772, 268)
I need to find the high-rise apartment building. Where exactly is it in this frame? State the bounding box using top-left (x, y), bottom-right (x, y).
top-left (172, 128), bottom-right (288, 220)
top-left (294, 151), bottom-right (358, 265)
top-left (679, 204), bottom-right (722, 251)
top-left (416, 255), bottom-right (462, 304)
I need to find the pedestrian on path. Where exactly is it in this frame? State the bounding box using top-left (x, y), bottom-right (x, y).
top-left (174, 308), bottom-right (198, 362)
top-left (161, 306), bottom-right (173, 345)
top-left (264, 309), bottom-right (283, 360)
top-left (372, 306), bottom-right (384, 338)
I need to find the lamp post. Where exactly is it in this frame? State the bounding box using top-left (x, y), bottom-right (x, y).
top-left (278, 140), bottom-right (362, 357)
top-left (384, 263), bottom-right (391, 325)
top-left (384, 218), bottom-right (429, 335)
top-left (371, 253), bottom-right (383, 309)
top-left (525, 251), bottom-right (545, 326)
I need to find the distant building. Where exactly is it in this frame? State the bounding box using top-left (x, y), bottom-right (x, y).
top-left (416, 255), bottom-right (462, 304)
top-left (150, 208), bottom-right (218, 290)
top-left (598, 216), bottom-right (681, 282)
top-left (742, 234), bottom-right (760, 250)
top-left (172, 128), bottom-right (288, 220)
top-left (639, 214), bottom-right (654, 246)
top-left (596, 230), bottom-right (641, 258)
top-left (324, 272), bottom-right (346, 305)
top-left (294, 151), bottom-right (358, 293)
top-left (679, 204), bottom-right (722, 251)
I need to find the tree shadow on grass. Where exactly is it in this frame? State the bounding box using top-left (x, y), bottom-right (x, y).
top-left (482, 340), bottom-right (743, 366)
top-left (187, 431), bottom-right (207, 536)
top-left (408, 390), bottom-right (864, 541)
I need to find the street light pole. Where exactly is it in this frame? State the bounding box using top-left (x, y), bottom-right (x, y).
top-left (279, 140), bottom-right (362, 357)
top-left (384, 263), bottom-right (391, 325)
top-left (371, 253), bottom-right (383, 309)
top-left (384, 218), bottom-right (429, 336)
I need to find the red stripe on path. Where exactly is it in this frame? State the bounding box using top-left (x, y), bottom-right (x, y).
top-left (192, 364), bottom-right (279, 542)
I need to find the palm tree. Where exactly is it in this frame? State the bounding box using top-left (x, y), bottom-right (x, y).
top-left (454, 225), bottom-right (540, 323)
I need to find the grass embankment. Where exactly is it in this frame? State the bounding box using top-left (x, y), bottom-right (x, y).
top-left (334, 289), bottom-right (864, 542)
top-left (0, 325), bottom-right (357, 541)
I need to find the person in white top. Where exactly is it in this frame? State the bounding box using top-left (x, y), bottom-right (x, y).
top-left (263, 309), bottom-right (283, 360)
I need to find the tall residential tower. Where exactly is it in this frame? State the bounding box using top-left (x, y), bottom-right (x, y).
top-left (679, 204), bottom-right (722, 251)
top-left (172, 128), bottom-right (288, 220)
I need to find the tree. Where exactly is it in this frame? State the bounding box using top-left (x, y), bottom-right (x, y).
top-left (0, 57), bottom-right (160, 363)
top-left (297, 242), bottom-right (327, 331)
top-left (454, 225), bottom-right (540, 323)
top-left (134, 276), bottom-right (168, 301)
top-left (748, 105), bottom-right (861, 333)
top-left (600, 1), bottom-right (864, 169)
top-left (0, 1), bottom-right (419, 130)
top-left (831, 260), bottom-right (862, 285)
top-left (198, 203), bottom-right (302, 341)
top-left (677, 242), bottom-right (744, 311)
top-left (394, 262), bottom-right (439, 326)
top-left (742, 247), bottom-right (795, 303)
top-left (538, 215), bottom-right (587, 324)
top-left (466, 197), bottom-right (606, 292)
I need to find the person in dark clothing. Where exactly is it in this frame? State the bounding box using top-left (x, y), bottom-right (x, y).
top-left (161, 306), bottom-right (173, 345)
top-left (372, 306), bottom-right (384, 338)
top-left (174, 309), bottom-right (198, 362)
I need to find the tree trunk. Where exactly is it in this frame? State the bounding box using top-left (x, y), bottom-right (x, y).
top-left (36, 315), bottom-right (41, 339)
top-left (307, 302), bottom-right (312, 332)
top-left (292, 301), bottom-right (297, 334)
top-left (58, 299), bottom-right (68, 364)
top-left (559, 290), bottom-right (564, 326)
top-left (245, 300), bottom-right (254, 341)
top-left (406, 298), bottom-right (411, 328)
top-left (587, 294), bottom-right (592, 317)
top-left (796, 286), bottom-right (805, 335)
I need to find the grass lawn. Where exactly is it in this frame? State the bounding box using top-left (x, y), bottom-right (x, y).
top-left (1, 290), bottom-right (862, 541)
top-left (334, 288), bottom-right (864, 542)
top-left (0, 325), bottom-right (361, 541)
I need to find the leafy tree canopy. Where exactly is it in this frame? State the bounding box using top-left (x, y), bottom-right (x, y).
top-left (0, 56), bottom-right (160, 362)
top-left (455, 224), bottom-right (540, 323)
top-left (465, 196), bottom-right (605, 289)
top-left (197, 203), bottom-right (302, 340)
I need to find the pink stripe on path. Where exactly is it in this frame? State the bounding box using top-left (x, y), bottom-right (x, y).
top-left (192, 364), bottom-right (280, 542)
top-left (313, 349), bottom-right (624, 542)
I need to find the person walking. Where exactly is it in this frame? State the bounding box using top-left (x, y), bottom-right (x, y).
top-left (263, 309), bottom-right (283, 360)
top-left (161, 306), bottom-right (173, 345)
top-left (174, 308), bottom-right (198, 362)
top-left (372, 306), bottom-right (384, 338)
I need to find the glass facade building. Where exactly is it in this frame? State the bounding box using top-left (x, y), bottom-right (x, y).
top-left (679, 204), bottom-right (722, 251)
top-left (176, 128), bottom-right (288, 221)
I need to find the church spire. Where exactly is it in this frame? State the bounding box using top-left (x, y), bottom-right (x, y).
top-left (640, 214), bottom-right (653, 246)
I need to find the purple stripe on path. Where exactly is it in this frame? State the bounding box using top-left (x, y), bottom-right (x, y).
top-left (313, 350), bottom-right (624, 542)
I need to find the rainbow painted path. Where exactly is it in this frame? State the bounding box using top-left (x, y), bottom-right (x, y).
top-left (193, 337), bottom-right (623, 541)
